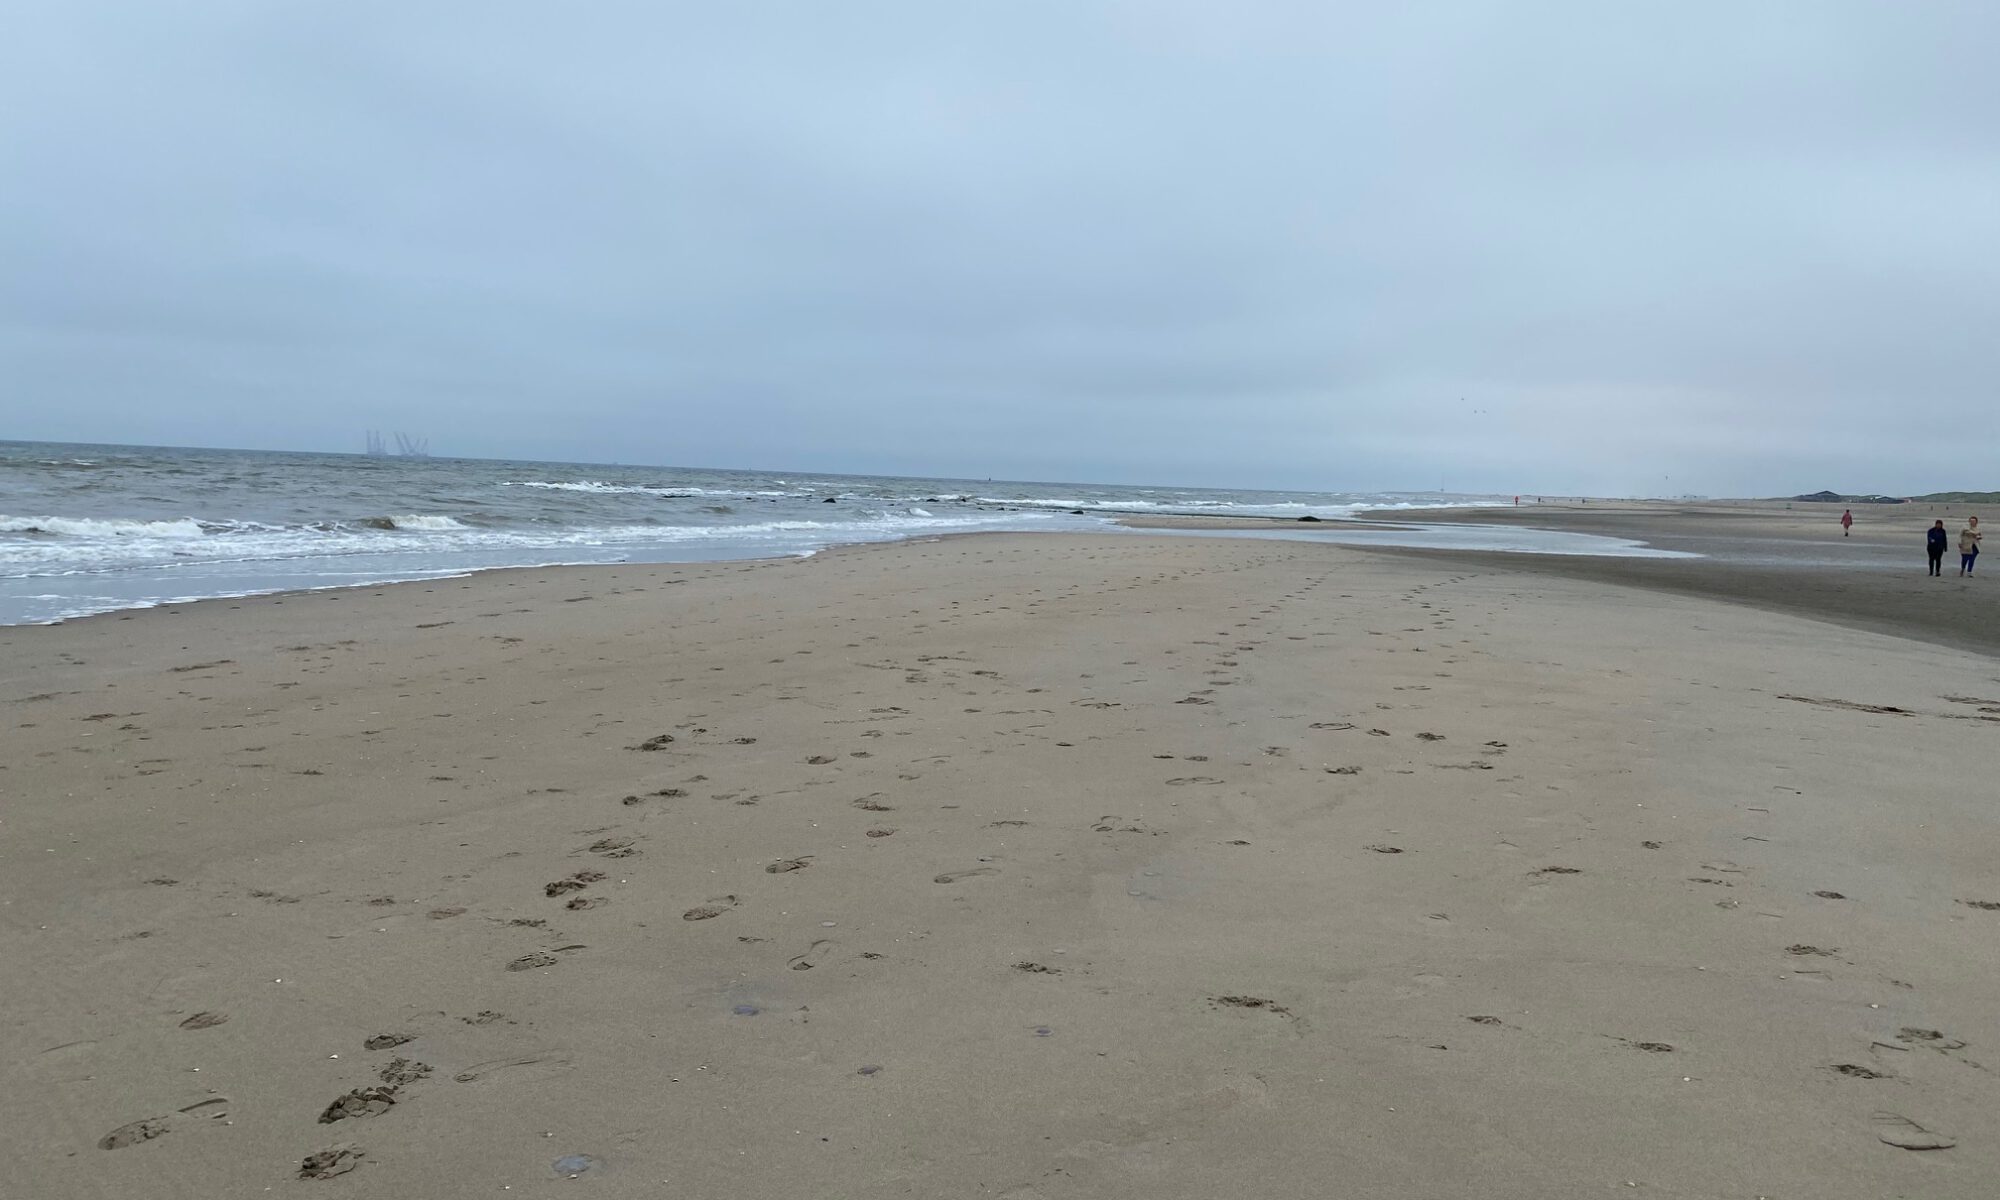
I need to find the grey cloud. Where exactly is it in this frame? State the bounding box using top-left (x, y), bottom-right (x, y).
top-left (4, 2), bottom-right (1996, 493)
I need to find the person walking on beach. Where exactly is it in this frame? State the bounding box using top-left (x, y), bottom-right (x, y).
top-left (1961, 516), bottom-right (1982, 576)
top-left (1841, 509), bottom-right (1853, 536)
top-left (1928, 520), bottom-right (1949, 576)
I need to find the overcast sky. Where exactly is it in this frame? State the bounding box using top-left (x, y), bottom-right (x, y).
top-left (3, 3), bottom-right (1994, 495)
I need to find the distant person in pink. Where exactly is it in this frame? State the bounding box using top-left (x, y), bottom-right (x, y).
top-left (1840, 509), bottom-right (1853, 536)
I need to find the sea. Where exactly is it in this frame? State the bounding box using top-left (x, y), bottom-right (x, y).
top-left (2, 441), bottom-right (1531, 626)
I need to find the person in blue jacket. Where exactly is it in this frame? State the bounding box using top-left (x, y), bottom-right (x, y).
top-left (1927, 520), bottom-right (1948, 576)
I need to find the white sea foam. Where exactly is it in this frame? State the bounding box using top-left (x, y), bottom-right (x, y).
top-left (507, 480), bottom-right (689, 495)
top-left (505, 480), bottom-right (798, 498)
top-left (1, 515), bottom-right (208, 538)
top-left (384, 514), bottom-right (468, 531)
top-left (0, 509), bottom-right (1080, 577)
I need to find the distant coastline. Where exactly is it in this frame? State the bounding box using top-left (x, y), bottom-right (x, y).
top-left (1786, 489), bottom-right (2000, 504)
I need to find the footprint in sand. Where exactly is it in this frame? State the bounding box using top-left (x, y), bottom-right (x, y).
top-left (807, 755), bottom-right (836, 765)
top-left (179, 1011), bottom-right (228, 1031)
top-left (1165, 776), bottom-right (1223, 786)
top-left (298, 1143), bottom-right (366, 1180)
top-left (565, 896), bottom-right (607, 911)
top-left (934, 867), bottom-right (1000, 884)
top-left (1873, 1112), bottom-right (1955, 1150)
top-left (622, 788), bottom-right (685, 806)
top-left (362, 1033), bottom-right (411, 1050)
top-left (1210, 995), bottom-right (1292, 1018)
top-left (765, 857), bottom-right (813, 873)
top-left (1895, 1027), bottom-right (1968, 1051)
top-left (683, 895), bottom-right (740, 920)
top-left (789, 939), bottom-right (834, 970)
top-left (853, 797), bottom-right (894, 812)
top-left (378, 1058), bottom-right (432, 1085)
top-left (506, 951), bottom-right (559, 971)
top-left (98, 1098), bottom-right (230, 1150)
top-left (587, 837), bottom-right (638, 858)
top-left (864, 828), bottom-right (897, 838)
top-left (545, 870), bottom-right (606, 897)
top-left (97, 1117), bottom-right (171, 1151)
top-left (318, 1086), bottom-right (398, 1123)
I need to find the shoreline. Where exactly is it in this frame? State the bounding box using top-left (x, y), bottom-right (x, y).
top-left (15, 499), bottom-right (1994, 661)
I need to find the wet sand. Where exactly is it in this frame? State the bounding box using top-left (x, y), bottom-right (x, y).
top-left (1366, 500), bottom-right (2000, 657)
top-left (1127, 500), bottom-right (1998, 656)
top-left (4, 532), bottom-right (1998, 1197)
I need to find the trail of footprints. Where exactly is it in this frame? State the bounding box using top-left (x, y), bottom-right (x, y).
top-left (84, 546), bottom-right (1998, 1176)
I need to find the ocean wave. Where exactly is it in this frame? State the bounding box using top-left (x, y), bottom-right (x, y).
top-left (1, 513), bottom-right (476, 538)
top-left (380, 514), bottom-right (468, 531)
top-left (504, 480), bottom-right (798, 498)
top-left (506, 480), bottom-right (687, 495)
top-left (0, 509), bottom-right (1081, 579)
top-left (0, 457), bottom-right (103, 470)
top-left (1, 515), bottom-right (208, 538)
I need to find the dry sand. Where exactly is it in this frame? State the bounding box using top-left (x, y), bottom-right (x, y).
top-left (4, 531), bottom-right (1999, 1198)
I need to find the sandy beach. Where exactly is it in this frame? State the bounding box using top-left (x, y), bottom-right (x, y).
top-left (5, 528), bottom-right (1999, 1198)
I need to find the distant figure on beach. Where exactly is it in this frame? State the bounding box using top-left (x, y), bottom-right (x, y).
top-left (1927, 521), bottom-right (1949, 576)
top-left (1961, 517), bottom-right (1982, 576)
top-left (1840, 509), bottom-right (1853, 536)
